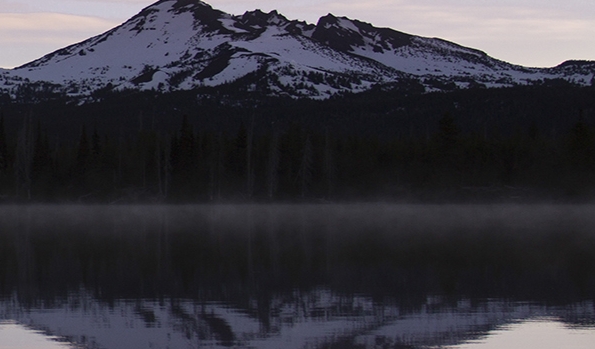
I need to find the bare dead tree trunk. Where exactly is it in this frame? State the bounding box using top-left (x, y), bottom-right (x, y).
top-left (141, 150), bottom-right (147, 190)
top-left (208, 161), bottom-right (215, 201)
top-left (138, 111), bottom-right (143, 132)
top-left (116, 128), bottom-right (123, 189)
top-left (208, 134), bottom-right (217, 201)
top-left (15, 114), bottom-right (33, 200)
top-left (246, 116), bottom-right (254, 198)
top-left (164, 136), bottom-right (171, 200)
top-left (266, 132), bottom-right (280, 199)
top-left (216, 133), bottom-right (224, 200)
top-left (323, 130), bottom-right (335, 198)
top-left (156, 140), bottom-right (163, 198)
top-left (299, 134), bottom-right (313, 199)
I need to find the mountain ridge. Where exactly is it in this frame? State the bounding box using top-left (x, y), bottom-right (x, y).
top-left (0, 0), bottom-right (594, 101)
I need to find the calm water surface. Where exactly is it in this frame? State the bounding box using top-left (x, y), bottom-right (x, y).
top-left (0, 204), bottom-right (594, 349)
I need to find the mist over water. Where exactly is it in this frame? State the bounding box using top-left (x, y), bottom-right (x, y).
top-left (1, 204), bottom-right (595, 348)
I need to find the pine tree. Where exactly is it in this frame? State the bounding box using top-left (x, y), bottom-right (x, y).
top-left (567, 116), bottom-right (595, 171)
top-left (91, 127), bottom-right (102, 159)
top-left (75, 125), bottom-right (90, 176)
top-left (437, 112), bottom-right (460, 151)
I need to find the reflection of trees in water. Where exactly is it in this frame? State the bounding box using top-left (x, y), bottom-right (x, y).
top-left (0, 205), bottom-right (595, 302)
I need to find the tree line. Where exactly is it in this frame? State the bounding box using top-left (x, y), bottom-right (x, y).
top-left (0, 110), bottom-right (594, 203)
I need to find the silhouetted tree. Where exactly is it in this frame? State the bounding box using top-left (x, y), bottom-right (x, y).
top-left (567, 117), bottom-right (595, 171)
top-left (436, 112), bottom-right (460, 152)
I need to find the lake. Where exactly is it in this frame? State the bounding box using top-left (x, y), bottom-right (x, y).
top-left (0, 204), bottom-right (594, 348)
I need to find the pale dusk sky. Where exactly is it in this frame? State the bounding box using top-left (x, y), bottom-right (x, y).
top-left (0, 0), bottom-right (593, 69)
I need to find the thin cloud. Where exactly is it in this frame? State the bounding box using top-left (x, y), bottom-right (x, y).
top-left (0, 12), bottom-right (116, 37)
top-left (0, 12), bottom-right (117, 68)
top-left (0, 0), bottom-right (33, 12)
top-left (75, 0), bottom-right (153, 2)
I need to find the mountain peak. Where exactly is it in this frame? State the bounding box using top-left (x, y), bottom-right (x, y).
top-left (312, 14), bottom-right (366, 52)
top-left (311, 14), bottom-right (413, 55)
top-left (166, 0), bottom-right (227, 33)
top-left (168, 0), bottom-right (211, 10)
top-left (237, 9), bottom-right (290, 28)
top-left (2, 0), bottom-right (594, 101)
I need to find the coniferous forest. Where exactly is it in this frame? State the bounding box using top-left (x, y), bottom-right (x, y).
top-left (0, 84), bottom-right (594, 203)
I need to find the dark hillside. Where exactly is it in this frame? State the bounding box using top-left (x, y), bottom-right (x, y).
top-left (1, 84), bottom-right (594, 141)
top-left (0, 85), bottom-right (594, 203)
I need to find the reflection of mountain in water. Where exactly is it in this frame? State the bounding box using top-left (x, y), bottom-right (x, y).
top-left (1, 204), bottom-right (595, 348)
top-left (1, 291), bottom-right (594, 349)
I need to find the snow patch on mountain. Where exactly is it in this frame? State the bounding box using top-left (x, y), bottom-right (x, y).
top-left (0, 0), bottom-right (593, 101)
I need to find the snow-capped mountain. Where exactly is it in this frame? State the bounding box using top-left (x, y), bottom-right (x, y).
top-left (1, 0), bottom-right (594, 100)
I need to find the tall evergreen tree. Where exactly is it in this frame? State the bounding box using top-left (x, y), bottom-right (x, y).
top-left (91, 127), bottom-right (102, 159)
top-left (437, 112), bottom-right (460, 151)
top-left (567, 117), bottom-right (595, 171)
top-left (75, 125), bottom-right (90, 175)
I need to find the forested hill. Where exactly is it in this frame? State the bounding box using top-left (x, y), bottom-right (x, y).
top-left (0, 84), bottom-right (594, 203)
top-left (1, 83), bottom-right (594, 141)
